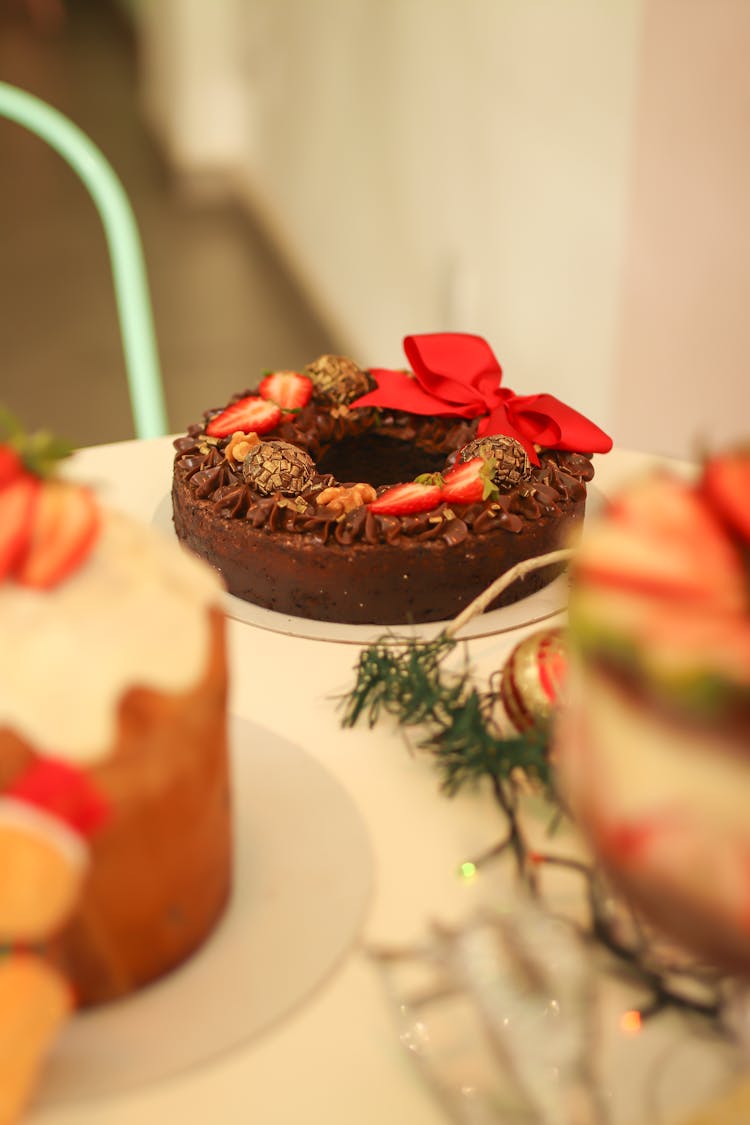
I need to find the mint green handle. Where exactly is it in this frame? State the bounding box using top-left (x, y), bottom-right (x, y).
top-left (0, 81), bottom-right (168, 439)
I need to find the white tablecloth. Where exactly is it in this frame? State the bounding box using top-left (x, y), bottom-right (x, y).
top-left (33, 439), bottom-right (684, 1125)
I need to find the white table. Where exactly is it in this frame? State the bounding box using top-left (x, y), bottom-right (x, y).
top-left (33, 440), bottom-right (685, 1125)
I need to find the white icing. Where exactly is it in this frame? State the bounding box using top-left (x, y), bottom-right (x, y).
top-left (0, 510), bottom-right (224, 763)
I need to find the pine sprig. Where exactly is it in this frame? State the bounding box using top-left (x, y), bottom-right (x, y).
top-left (342, 633), bottom-right (728, 1024)
top-left (340, 633), bottom-right (460, 730)
top-left (419, 684), bottom-right (549, 796)
top-left (340, 588), bottom-right (733, 1029)
top-left (339, 631), bottom-right (550, 795)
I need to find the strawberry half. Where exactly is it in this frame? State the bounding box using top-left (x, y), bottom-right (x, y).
top-left (575, 473), bottom-right (747, 613)
top-left (441, 457), bottom-right (499, 504)
top-left (258, 370), bottom-right (312, 413)
top-left (0, 475), bottom-right (40, 580)
top-left (16, 481), bottom-right (100, 590)
top-left (206, 396), bottom-right (283, 439)
top-left (0, 445), bottom-right (24, 489)
top-left (369, 479), bottom-right (443, 516)
top-left (703, 450), bottom-right (750, 545)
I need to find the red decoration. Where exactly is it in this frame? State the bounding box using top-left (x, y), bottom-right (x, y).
top-left (499, 628), bottom-right (568, 734)
top-left (7, 759), bottom-right (109, 838)
top-left (350, 333), bottom-right (613, 466)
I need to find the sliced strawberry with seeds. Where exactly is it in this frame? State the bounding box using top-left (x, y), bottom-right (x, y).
top-left (575, 522), bottom-right (745, 611)
top-left (609, 473), bottom-right (731, 550)
top-left (206, 396), bottom-right (283, 439)
top-left (441, 457), bottom-right (499, 505)
top-left (258, 371), bottom-right (312, 413)
top-left (369, 479), bottom-right (443, 516)
top-left (0, 445), bottom-right (24, 489)
top-left (0, 475), bottom-right (40, 580)
top-left (16, 481), bottom-right (100, 589)
top-left (576, 473), bottom-right (747, 614)
top-left (703, 450), bottom-right (750, 545)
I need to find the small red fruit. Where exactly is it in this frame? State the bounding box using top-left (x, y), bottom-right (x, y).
top-left (0, 445), bottom-right (24, 489)
top-left (258, 371), bottom-right (312, 413)
top-left (8, 758), bottom-right (109, 837)
top-left (576, 473), bottom-right (746, 613)
top-left (441, 458), bottom-right (498, 505)
top-left (0, 475), bottom-right (40, 579)
top-left (369, 479), bottom-right (443, 516)
top-left (703, 451), bottom-right (750, 545)
top-left (16, 481), bottom-right (100, 590)
top-left (206, 396), bottom-right (283, 439)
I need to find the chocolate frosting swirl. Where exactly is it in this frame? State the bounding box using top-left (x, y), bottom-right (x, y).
top-left (173, 395), bottom-right (593, 548)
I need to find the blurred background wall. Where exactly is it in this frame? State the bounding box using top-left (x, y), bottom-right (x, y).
top-left (136, 0), bottom-right (642, 448)
top-left (131, 0), bottom-right (749, 461)
top-left (3, 0), bottom-right (748, 457)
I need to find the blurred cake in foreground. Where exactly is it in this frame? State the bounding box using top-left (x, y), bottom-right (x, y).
top-left (0, 419), bottom-right (231, 1119)
top-left (557, 447), bottom-right (750, 969)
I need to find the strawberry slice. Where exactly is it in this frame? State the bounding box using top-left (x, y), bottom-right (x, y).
top-left (609, 472), bottom-right (730, 547)
top-left (258, 370), bottom-right (312, 413)
top-left (16, 482), bottom-right (100, 590)
top-left (576, 522), bottom-right (744, 611)
top-left (0, 446), bottom-right (24, 489)
top-left (206, 396), bottom-right (283, 439)
top-left (576, 473), bottom-right (747, 613)
top-left (0, 475), bottom-right (40, 580)
top-left (703, 450), bottom-right (750, 544)
top-left (441, 457), bottom-right (499, 504)
top-left (369, 479), bottom-right (443, 516)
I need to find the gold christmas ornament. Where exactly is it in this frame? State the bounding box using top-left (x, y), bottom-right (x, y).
top-left (497, 628), bottom-right (567, 735)
top-left (242, 440), bottom-right (315, 496)
top-left (458, 434), bottom-right (531, 490)
top-left (304, 354), bottom-right (372, 406)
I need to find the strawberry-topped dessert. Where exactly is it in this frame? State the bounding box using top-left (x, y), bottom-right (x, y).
top-left (0, 411), bottom-right (232, 1030)
top-left (172, 333), bottom-right (612, 624)
top-left (557, 447), bottom-right (750, 970)
top-left (0, 429), bottom-right (99, 589)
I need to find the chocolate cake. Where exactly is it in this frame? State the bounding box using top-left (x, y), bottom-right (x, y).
top-left (172, 334), bottom-right (613, 626)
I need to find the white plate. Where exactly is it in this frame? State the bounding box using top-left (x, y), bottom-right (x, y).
top-left (152, 493), bottom-right (595, 644)
top-left (39, 716), bottom-right (373, 1106)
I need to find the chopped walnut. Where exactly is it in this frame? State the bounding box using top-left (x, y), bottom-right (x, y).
top-left (225, 430), bottom-right (261, 463)
top-left (316, 482), bottom-right (377, 515)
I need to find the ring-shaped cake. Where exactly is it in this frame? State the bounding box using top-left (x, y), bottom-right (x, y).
top-left (171, 337), bottom-right (610, 626)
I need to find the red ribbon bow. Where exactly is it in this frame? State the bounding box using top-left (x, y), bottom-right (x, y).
top-left (350, 333), bottom-right (612, 465)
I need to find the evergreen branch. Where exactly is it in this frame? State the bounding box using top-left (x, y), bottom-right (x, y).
top-left (338, 532), bottom-right (734, 1031)
top-left (339, 633), bottom-right (459, 730)
top-left (339, 630), bottom-right (550, 797)
top-left (339, 621), bottom-right (731, 1026)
